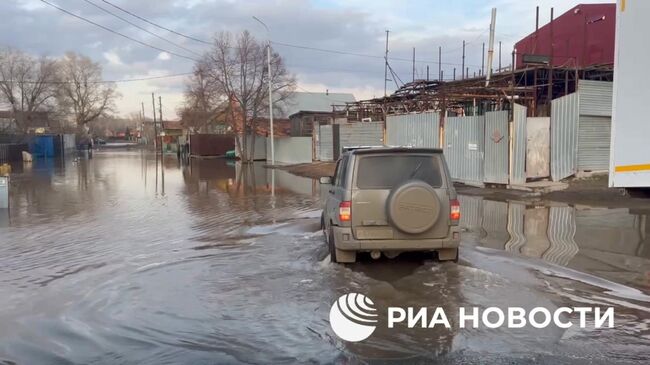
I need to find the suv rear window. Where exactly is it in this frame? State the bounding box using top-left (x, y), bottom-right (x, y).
top-left (356, 155), bottom-right (443, 189)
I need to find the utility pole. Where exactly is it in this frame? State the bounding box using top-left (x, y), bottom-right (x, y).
top-left (453, 68), bottom-right (456, 80)
top-left (158, 95), bottom-right (164, 156)
top-left (426, 65), bottom-right (429, 81)
top-left (485, 8), bottom-right (497, 86)
top-left (412, 47), bottom-right (416, 82)
top-left (438, 46), bottom-right (442, 81)
top-left (481, 42), bottom-right (485, 76)
top-left (151, 93), bottom-right (157, 151)
top-left (253, 16), bottom-right (274, 165)
top-left (384, 30), bottom-right (389, 97)
top-left (499, 41), bottom-right (502, 71)
top-left (461, 40), bottom-right (466, 79)
top-left (158, 96), bottom-right (163, 129)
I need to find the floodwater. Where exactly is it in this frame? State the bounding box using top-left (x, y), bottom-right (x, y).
top-left (0, 150), bottom-right (649, 364)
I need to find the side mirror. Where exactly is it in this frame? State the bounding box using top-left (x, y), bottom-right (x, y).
top-left (319, 176), bottom-right (332, 184)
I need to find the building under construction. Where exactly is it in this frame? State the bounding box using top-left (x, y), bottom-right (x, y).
top-left (338, 3), bottom-right (615, 121)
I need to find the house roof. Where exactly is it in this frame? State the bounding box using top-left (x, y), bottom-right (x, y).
top-left (280, 92), bottom-right (356, 118)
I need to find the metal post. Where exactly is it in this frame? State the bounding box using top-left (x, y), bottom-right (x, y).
top-left (461, 40), bottom-right (465, 79)
top-left (384, 30), bottom-right (389, 97)
top-left (412, 47), bottom-right (415, 82)
top-left (438, 46), bottom-right (441, 81)
top-left (499, 41), bottom-right (502, 71)
top-left (267, 42), bottom-right (274, 165)
top-left (453, 68), bottom-right (456, 80)
top-left (481, 42), bottom-right (485, 76)
top-left (253, 16), bottom-right (274, 165)
top-left (151, 93), bottom-right (157, 151)
top-left (426, 65), bottom-right (429, 81)
top-left (158, 95), bottom-right (164, 156)
top-left (485, 8), bottom-right (497, 86)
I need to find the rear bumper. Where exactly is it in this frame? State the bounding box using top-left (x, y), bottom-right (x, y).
top-left (332, 226), bottom-right (460, 251)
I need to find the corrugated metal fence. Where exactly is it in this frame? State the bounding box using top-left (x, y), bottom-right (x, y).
top-left (511, 104), bottom-right (527, 185)
top-left (577, 80), bottom-right (613, 172)
top-left (550, 92), bottom-right (579, 181)
top-left (318, 125), bottom-right (334, 161)
top-left (338, 122), bottom-right (384, 153)
top-left (444, 116), bottom-right (485, 186)
top-left (579, 80), bottom-right (613, 117)
top-left (386, 112), bottom-right (440, 148)
top-left (484, 111), bottom-right (509, 184)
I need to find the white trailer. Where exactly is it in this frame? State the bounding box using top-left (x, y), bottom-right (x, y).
top-left (609, 0), bottom-right (650, 187)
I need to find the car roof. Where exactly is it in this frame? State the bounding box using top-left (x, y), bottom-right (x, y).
top-left (345, 146), bottom-right (443, 155)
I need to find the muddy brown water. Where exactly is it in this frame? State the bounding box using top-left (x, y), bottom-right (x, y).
top-left (0, 150), bottom-right (649, 364)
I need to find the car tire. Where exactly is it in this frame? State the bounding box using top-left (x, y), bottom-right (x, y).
top-left (328, 227), bottom-right (338, 263)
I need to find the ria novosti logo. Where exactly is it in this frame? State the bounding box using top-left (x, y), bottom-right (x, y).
top-left (329, 293), bottom-right (615, 342)
top-left (329, 293), bottom-right (378, 342)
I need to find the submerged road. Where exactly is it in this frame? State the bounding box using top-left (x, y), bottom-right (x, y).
top-left (0, 150), bottom-right (648, 364)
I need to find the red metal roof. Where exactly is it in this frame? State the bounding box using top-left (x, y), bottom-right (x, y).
top-left (514, 3), bottom-right (615, 69)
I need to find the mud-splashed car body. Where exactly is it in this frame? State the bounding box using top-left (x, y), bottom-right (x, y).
top-left (321, 147), bottom-right (460, 263)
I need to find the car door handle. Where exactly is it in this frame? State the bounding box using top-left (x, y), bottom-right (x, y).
top-left (328, 189), bottom-right (334, 194)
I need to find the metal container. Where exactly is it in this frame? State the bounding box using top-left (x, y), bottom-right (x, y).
top-left (0, 176), bottom-right (8, 209)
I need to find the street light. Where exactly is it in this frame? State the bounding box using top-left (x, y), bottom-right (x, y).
top-left (253, 16), bottom-right (275, 166)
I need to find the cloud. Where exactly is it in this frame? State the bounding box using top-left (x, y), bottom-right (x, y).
top-left (103, 51), bottom-right (124, 66)
top-left (0, 0), bottom-right (614, 119)
top-left (157, 52), bottom-right (171, 61)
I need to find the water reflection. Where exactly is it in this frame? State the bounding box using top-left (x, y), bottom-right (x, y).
top-left (460, 195), bottom-right (650, 290)
top-left (181, 159), bottom-right (319, 197)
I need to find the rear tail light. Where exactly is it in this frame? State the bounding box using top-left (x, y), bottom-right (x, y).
top-left (339, 201), bottom-right (351, 222)
top-left (450, 199), bottom-right (460, 221)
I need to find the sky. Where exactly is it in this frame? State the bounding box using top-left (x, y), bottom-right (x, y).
top-left (2, 0), bottom-right (613, 120)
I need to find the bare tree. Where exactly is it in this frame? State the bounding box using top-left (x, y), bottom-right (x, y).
top-left (178, 65), bottom-right (226, 133)
top-left (0, 47), bottom-right (58, 132)
top-left (57, 52), bottom-right (118, 131)
top-left (189, 31), bottom-right (295, 161)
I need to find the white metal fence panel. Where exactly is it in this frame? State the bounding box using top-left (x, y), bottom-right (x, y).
top-left (551, 92), bottom-right (579, 181)
top-left (526, 117), bottom-right (550, 178)
top-left (577, 115), bottom-right (611, 171)
top-left (578, 80), bottom-right (613, 117)
top-left (386, 112), bottom-right (440, 148)
top-left (484, 110), bottom-right (509, 184)
top-left (444, 116), bottom-right (484, 186)
top-left (319, 125), bottom-right (334, 161)
top-left (266, 136), bottom-right (312, 164)
top-left (511, 104), bottom-right (527, 185)
top-left (338, 122), bottom-right (384, 154)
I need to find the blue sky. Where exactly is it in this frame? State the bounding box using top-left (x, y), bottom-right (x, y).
top-left (2, 0), bottom-right (613, 118)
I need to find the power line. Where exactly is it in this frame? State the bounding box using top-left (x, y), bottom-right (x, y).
top-left (272, 41), bottom-right (481, 68)
top-left (82, 0), bottom-right (202, 58)
top-left (101, 0), bottom-right (212, 45)
top-left (39, 0), bottom-right (198, 62)
top-left (4, 72), bottom-right (193, 84)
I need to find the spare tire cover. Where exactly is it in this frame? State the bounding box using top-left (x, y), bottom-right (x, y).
top-left (386, 180), bottom-right (440, 234)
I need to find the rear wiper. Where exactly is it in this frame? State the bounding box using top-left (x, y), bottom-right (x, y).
top-left (408, 161), bottom-right (423, 179)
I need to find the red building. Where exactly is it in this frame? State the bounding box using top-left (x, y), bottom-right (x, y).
top-left (514, 4), bottom-right (615, 69)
